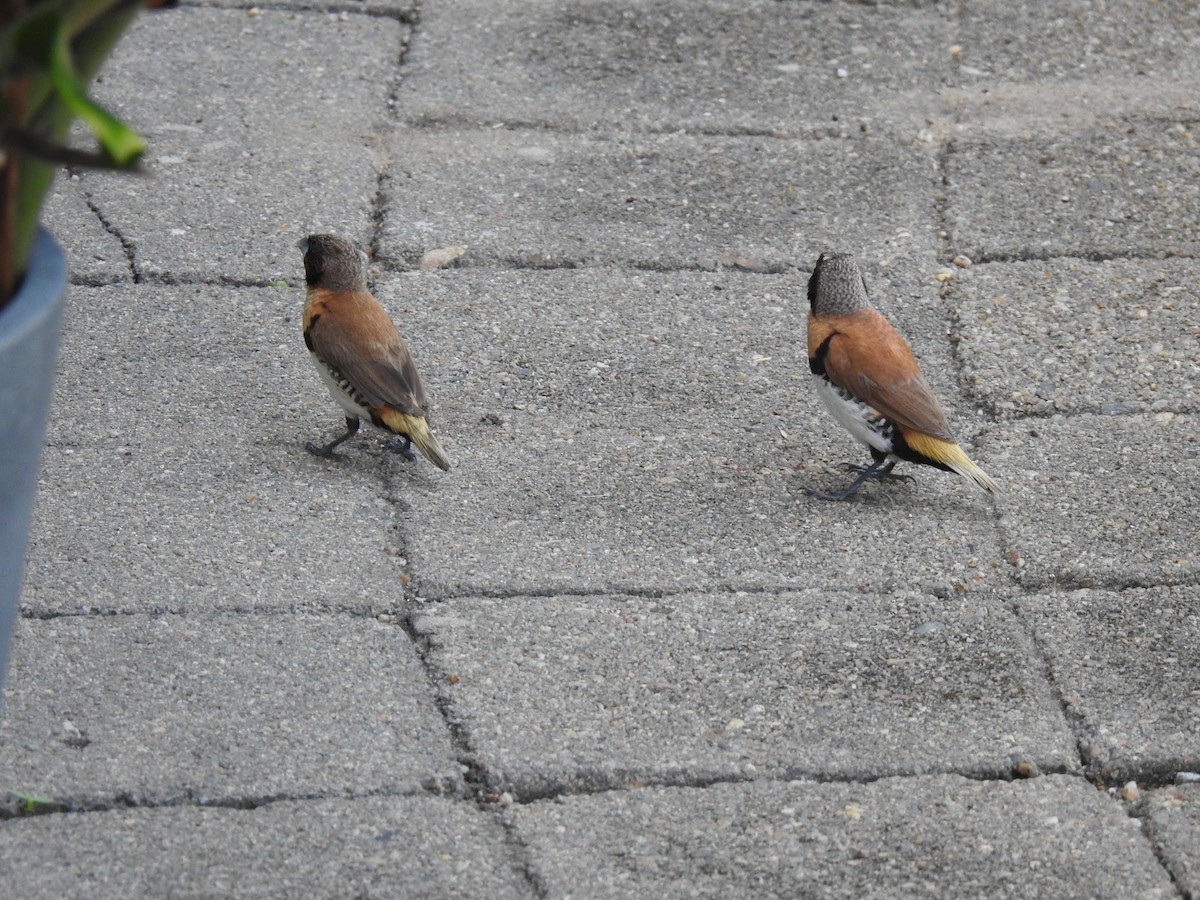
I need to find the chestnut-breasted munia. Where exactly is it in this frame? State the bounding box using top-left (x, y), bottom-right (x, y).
top-left (805, 251), bottom-right (997, 500)
top-left (299, 234), bottom-right (450, 471)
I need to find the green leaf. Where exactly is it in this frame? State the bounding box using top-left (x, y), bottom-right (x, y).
top-left (7, 791), bottom-right (57, 813)
top-left (46, 15), bottom-right (144, 165)
top-left (11, 8), bottom-right (144, 167)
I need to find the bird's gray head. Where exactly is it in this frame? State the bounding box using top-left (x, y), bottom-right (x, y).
top-left (807, 251), bottom-right (871, 316)
top-left (299, 233), bottom-right (368, 292)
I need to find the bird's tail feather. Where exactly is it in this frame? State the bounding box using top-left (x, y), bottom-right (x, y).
top-left (905, 432), bottom-right (999, 494)
top-left (385, 411), bottom-right (451, 471)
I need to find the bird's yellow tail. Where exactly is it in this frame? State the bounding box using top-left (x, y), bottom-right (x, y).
top-left (385, 411), bottom-right (451, 471)
top-left (905, 432), bottom-right (999, 494)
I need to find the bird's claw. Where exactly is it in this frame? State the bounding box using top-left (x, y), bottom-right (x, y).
top-left (305, 441), bottom-right (343, 459)
top-left (838, 462), bottom-right (915, 484)
top-left (385, 436), bottom-right (417, 462)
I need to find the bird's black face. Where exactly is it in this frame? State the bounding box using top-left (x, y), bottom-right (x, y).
top-left (300, 234), bottom-right (361, 290)
top-left (807, 252), bottom-right (829, 311)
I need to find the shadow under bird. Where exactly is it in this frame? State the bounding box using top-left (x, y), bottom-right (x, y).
top-left (805, 251), bottom-right (998, 500)
top-left (299, 234), bottom-right (450, 471)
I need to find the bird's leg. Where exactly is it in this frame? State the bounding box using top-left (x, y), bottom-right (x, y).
top-left (384, 434), bottom-right (418, 462)
top-left (306, 416), bottom-right (360, 458)
top-left (806, 456), bottom-right (901, 501)
top-left (839, 460), bottom-right (915, 485)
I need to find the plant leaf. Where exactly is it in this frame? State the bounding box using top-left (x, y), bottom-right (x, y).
top-left (47, 17), bottom-right (144, 166)
top-left (10, 8), bottom-right (145, 167)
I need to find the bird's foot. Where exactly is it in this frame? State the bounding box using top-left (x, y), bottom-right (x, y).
top-left (806, 458), bottom-right (908, 501)
top-left (384, 435), bottom-right (418, 462)
top-left (305, 441), bottom-right (346, 459)
top-left (839, 462), bottom-right (915, 485)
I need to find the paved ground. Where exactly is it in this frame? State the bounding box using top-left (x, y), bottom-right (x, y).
top-left (2, 0), bottom-right (1199, 896)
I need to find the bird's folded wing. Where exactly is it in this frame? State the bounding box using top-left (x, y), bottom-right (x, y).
top-left (308, 308), bottom-right (430, 417)
top-left (822, 329), bottom-right (957, 442)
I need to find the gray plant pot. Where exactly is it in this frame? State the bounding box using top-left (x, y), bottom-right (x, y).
top-left (0, 227), bottom-right (66, 699)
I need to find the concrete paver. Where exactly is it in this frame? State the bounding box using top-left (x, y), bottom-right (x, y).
top-left (990, 414), bottom-right (1199, 589)
top-left (1018, 587), bottom-right (1200, 783)
top-left (1143, 784), bottom-right (1200, 898)
top-left (0, 613), bottom-right (460, 807)
top-left (945, 119), bottom-right (1200, 261)
top-left (952, 0), bottom-right (1200, 82)
top-left (509, 775), bottom-right (1174, 899)
top-left (0, 796), bottom-right (530, 899)
top-left (397, 0), bottom-right (951, 134)
top-left (414, 592), bottom-right (1076, 798)
top-left (39, 176), bottom-right (129, 284)
top-left (379, 130), bottom-right (942, 270)
top-left (21, 284), bottom-right (408, 616)
top-left (376, 267), bottom-right (1003, 598)
top-left (952, 258), bottom-right (1200, 418)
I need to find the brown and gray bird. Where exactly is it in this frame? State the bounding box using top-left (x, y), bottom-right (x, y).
top-left (806, 251), bottom-right (998, 500)
top-left (299, 234), bottom-right (450, 470)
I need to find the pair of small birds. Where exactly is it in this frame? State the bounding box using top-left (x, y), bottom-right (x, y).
top-left (299, 235), bottom-right (998, 500)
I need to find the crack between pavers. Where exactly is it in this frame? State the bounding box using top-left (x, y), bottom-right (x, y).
top-left (473, 764), bottom-right (1098, 809)
top-left (7, 767), bottom-right (1189, 825)
top-left (1013, 571), bottom-right (1200, 594)
top-left (76, 177), bottom-right (142, 285)
top-left (175, 0), bottom-right (418, 25)
top-left (0, 781), bottom-right (459, 821)
top-left (397, 113), bottom-right (867, 142)
top-left (969, 248), bottom-right (1197, 265)
top-left (16, 605), bottom-right (404, 621)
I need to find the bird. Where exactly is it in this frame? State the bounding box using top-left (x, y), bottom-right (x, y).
top-left (298, 233), bottom-right (450, 471)
top-left (805, 251), bottom-right (998, 500)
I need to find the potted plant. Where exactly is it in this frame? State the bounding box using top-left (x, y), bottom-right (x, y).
top-left (1, 0), bottom-right (151, 695)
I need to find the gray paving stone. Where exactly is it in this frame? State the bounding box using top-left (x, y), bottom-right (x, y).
top-left (22, 284), bottom-right (413, 616)
top-left (507, 775), bottom-right (1172, 899)
top-left (0, 613), bottom-right (460, 807)
top-left (1143, 784), bottom-right (1200, 898)
top-left (953, 0), bottom-right (1200, 83)
top-left (1017, 587), bottom-right (1200, 783)
top-left (0, 795), bottom-right (530, 899)
top-left (398, 0), bottom-right (951, 134)
top-left (80, 7), bottom-right (403, 282)
top-left (945, 118), bottom-right (1200, 261)
top-left (379, 130), bottom-right (942, 270)
top-left (952, 258), bottom-right (1200, 418)
top-left (414, 592), bottom-right (1076, 797)
top-left (989, 414), bottom-right (1199, 589)
top-left (379, 267), bottom-right (1002, 598)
